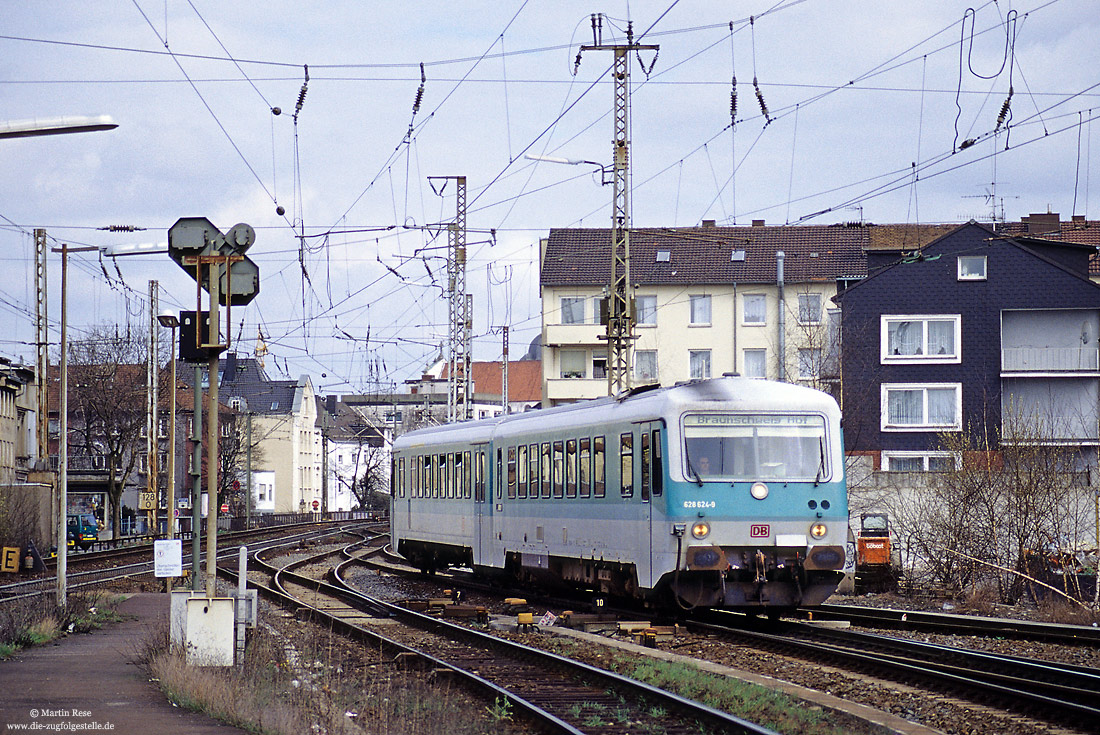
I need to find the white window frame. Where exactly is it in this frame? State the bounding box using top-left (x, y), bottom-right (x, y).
top-left (798, 293), bottom-right (822, 325)
top-left (560, 296), bottom-right (586, 325)
top-left (689, 295), bottom-right (711, 326)
top-left (743, 348), bottom-right (767, 378)
top-left (689, 350), bottom-right (712, 379)
top-left (798, 348), bottom-right (822, 379)
top-left (636, 294), bottom-right (657, 326)
top-left (880, 314), bottom-right (961, 364)
top-left (883, 451), bottom-right (960, 472)
top-left (958, 255), bottom-right (987, 281)
top-left (560, 349), bottom-right (586, 379)
top-left (634, 349), bottom-right (658, 382)
top-left (742, 294), bottom-right (766, 326)
top-left (880, 383), bottom-right (962, 432)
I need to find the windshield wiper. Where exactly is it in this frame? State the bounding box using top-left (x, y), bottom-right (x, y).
top-left (684, 448), bottom-right (704, 487)
top-left (814, 437), bottom-right (825, 486)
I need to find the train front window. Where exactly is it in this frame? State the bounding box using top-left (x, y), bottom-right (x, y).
top-left (683, 413), bottom-right (827, 481)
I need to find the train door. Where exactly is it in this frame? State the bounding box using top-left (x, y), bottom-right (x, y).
top-left (473, 443), bottom-right (491, 566)
top-left (639, 420), bottom-right (665, 589)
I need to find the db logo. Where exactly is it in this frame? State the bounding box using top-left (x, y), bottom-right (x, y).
top-left (750, 524), bottom-right (770, 538)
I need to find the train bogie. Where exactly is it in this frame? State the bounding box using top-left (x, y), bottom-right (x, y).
top-left (391, 377), bottom-right (849, 611)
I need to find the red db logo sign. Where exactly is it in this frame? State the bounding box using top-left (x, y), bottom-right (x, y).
top-left (750, 524), bottom-right (770, 538)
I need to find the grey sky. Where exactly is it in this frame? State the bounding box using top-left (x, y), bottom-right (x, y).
top-left (1, 1), bottom-right (1097, 393)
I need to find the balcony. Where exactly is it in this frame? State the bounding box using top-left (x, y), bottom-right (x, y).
top-left (1001, 346), bottom-right (1099, 374)
top-left (546, 378), bottom-right (610, 403)
top-left (544, 323), bottom-right (605, 347)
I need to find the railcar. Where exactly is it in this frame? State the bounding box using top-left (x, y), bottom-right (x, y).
top-left (390, 376), bottom-right (848, 612)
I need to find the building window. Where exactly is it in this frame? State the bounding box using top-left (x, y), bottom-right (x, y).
top-left (881, 383), bottom-right (961, 431)
top-left (742, 294), bottom-right (766, 325)
top-left (689, 295), bottom-right (711, 325)
top-left (743, 349), bottom-right (766, 378)
top-left (635, 350), bottom-right (658, 383)
top-left (592, 357), bottom-right (607, 379)
top-left (881, 315), bottom-right (961, 364)
top-left (798, 293), bottom-right (822, 324)
top-left (689, 350), bottom-right (711, 379)
top-left (636, 295), bottom-right (657, 326)
top-left (560, 350), bottom-right (586, 379)
top-left (561, 297), bottom-right (585, 324)
top-left (884, 452), bottom-right (959, 472)
top-left (958, 255), bottom-right (987, 281)
top-left (798, 348), bottom-right (822, 379)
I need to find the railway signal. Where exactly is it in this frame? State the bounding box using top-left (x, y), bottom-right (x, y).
top-left (167, 216), bottom-right (259, 597)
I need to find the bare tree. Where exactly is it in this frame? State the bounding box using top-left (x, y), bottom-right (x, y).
top-left (887, 402), bottom-right (1095, 603)
top-left (67, 324), bottom-right (146, 540)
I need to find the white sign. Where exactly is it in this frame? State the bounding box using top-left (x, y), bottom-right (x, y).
top-left (154, 539), bottom-right (183, 578)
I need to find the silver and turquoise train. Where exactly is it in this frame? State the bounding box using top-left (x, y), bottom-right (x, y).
top-left (390, 376), bottom-right (848, 612)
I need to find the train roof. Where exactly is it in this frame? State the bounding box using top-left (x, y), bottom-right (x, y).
top-left (393, 377), bottom-right (839, 450)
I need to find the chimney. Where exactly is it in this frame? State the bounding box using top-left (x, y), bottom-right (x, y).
top-left (1021, 212), bottom-right (1061, 235)
top-left (701, 219), bottom-right (716, 228)
top-left (1072, 214), bottom-right (1086, 224)
top-left (751, 219), bottom-right (765, 227)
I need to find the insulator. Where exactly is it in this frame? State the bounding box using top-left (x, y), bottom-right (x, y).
top-left (959, 138), bottom-right (976, 150)
top-left (730, 75), bottom-right (738, 121)
top-left (753, 76), bottom-right (770, 122)
top-left (420, 62), bottom-right (426, 85)
top-left (996, 86), bottom-right (1013, 130)
top-left (295, 85), bottom-right (308, 115)
top-left (412, 86), bottom-right (424, 115)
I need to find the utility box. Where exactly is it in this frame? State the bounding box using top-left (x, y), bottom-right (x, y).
top-left (184, 597), bottom-right (235, 666)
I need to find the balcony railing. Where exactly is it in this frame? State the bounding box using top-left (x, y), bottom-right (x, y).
top-left (544, 323), bottom-right (605, 347)
top-left (1001, 346), bottom-right (1099, 373)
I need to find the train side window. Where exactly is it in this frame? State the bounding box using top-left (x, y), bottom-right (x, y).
top-left (422, 455), bottom-right (431, 498)
top-left (474, 450), bottom-right (484, 502)
top-left (507, 447), bottom-right (517, 499)
top-left (541, 442), bottom-right (552, 498)
top-left (528, 443), bottom-right (539, 498)
top-left (579, 438), bottom-right (591, 498)
top-left (552, 441), bottom-right (564, 498)
top-left (496, 448), bottom-right (503, 501)
top-left (565, 439), bottom-right (578, 498)
top-left (652, 429), bottom-right (664, 496)
top-left (433, 453), bottom-right (442, 499)
top-left (397, 457), bottom-right (405, 498)
top-left (444, 454), bottom-right (453, 499)
top-left (620, 432), bottom-right (634, 498)
top-left (641, 431), bottom-right (651, 502)
top-left (593, 436), bottom-right (606, 497)
top-left (459, 453), bottom-right (468, 499)
top-left (517, 445), bottom-right (528, 499)
top-left (390, 457), bottom-right (397, 497)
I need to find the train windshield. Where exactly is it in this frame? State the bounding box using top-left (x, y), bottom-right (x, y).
top-left (682, 413), bottom-right (827, 482)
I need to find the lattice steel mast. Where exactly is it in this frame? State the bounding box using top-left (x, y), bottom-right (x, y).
top-left (579, 17), bottom-right (657, 394)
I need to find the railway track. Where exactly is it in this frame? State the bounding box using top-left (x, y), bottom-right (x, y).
top-left (0, 521), bottom-right (371, 603)
top-left (354, 545), bottom-right (1100, 734)
top-left (693, 609), bottom-right (1100, 732)
top-left (805, 602), bottom-right (1100, 644)
top-left (230, 532), bottom-right (783, 735)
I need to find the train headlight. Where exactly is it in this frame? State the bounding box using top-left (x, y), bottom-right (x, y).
top-left (810, 523), bottom-right (828, 539)
top-left (750, 482), bottom-right (769, 500)
top-left (691, 522), bottom-right (710, 539)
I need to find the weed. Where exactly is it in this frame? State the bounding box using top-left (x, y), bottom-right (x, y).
top-left (485, 695), bottom-right (513, 722)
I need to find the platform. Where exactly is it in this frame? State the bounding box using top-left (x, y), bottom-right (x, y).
top-left (0, 593), bottom-right (246, 733)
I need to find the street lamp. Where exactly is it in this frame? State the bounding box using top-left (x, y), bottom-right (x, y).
top-left (524, 153), bottom-right (611, 185)
top-left (4, 115), bottom-right (118, 611)
top-left (156, 310), bottom-right (179, 542)
top-left (0, 115), bottom-right (118, 139)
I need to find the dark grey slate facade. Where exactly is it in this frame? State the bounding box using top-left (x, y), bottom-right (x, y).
top-left (836, 222), bottom-right (1100, 470)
